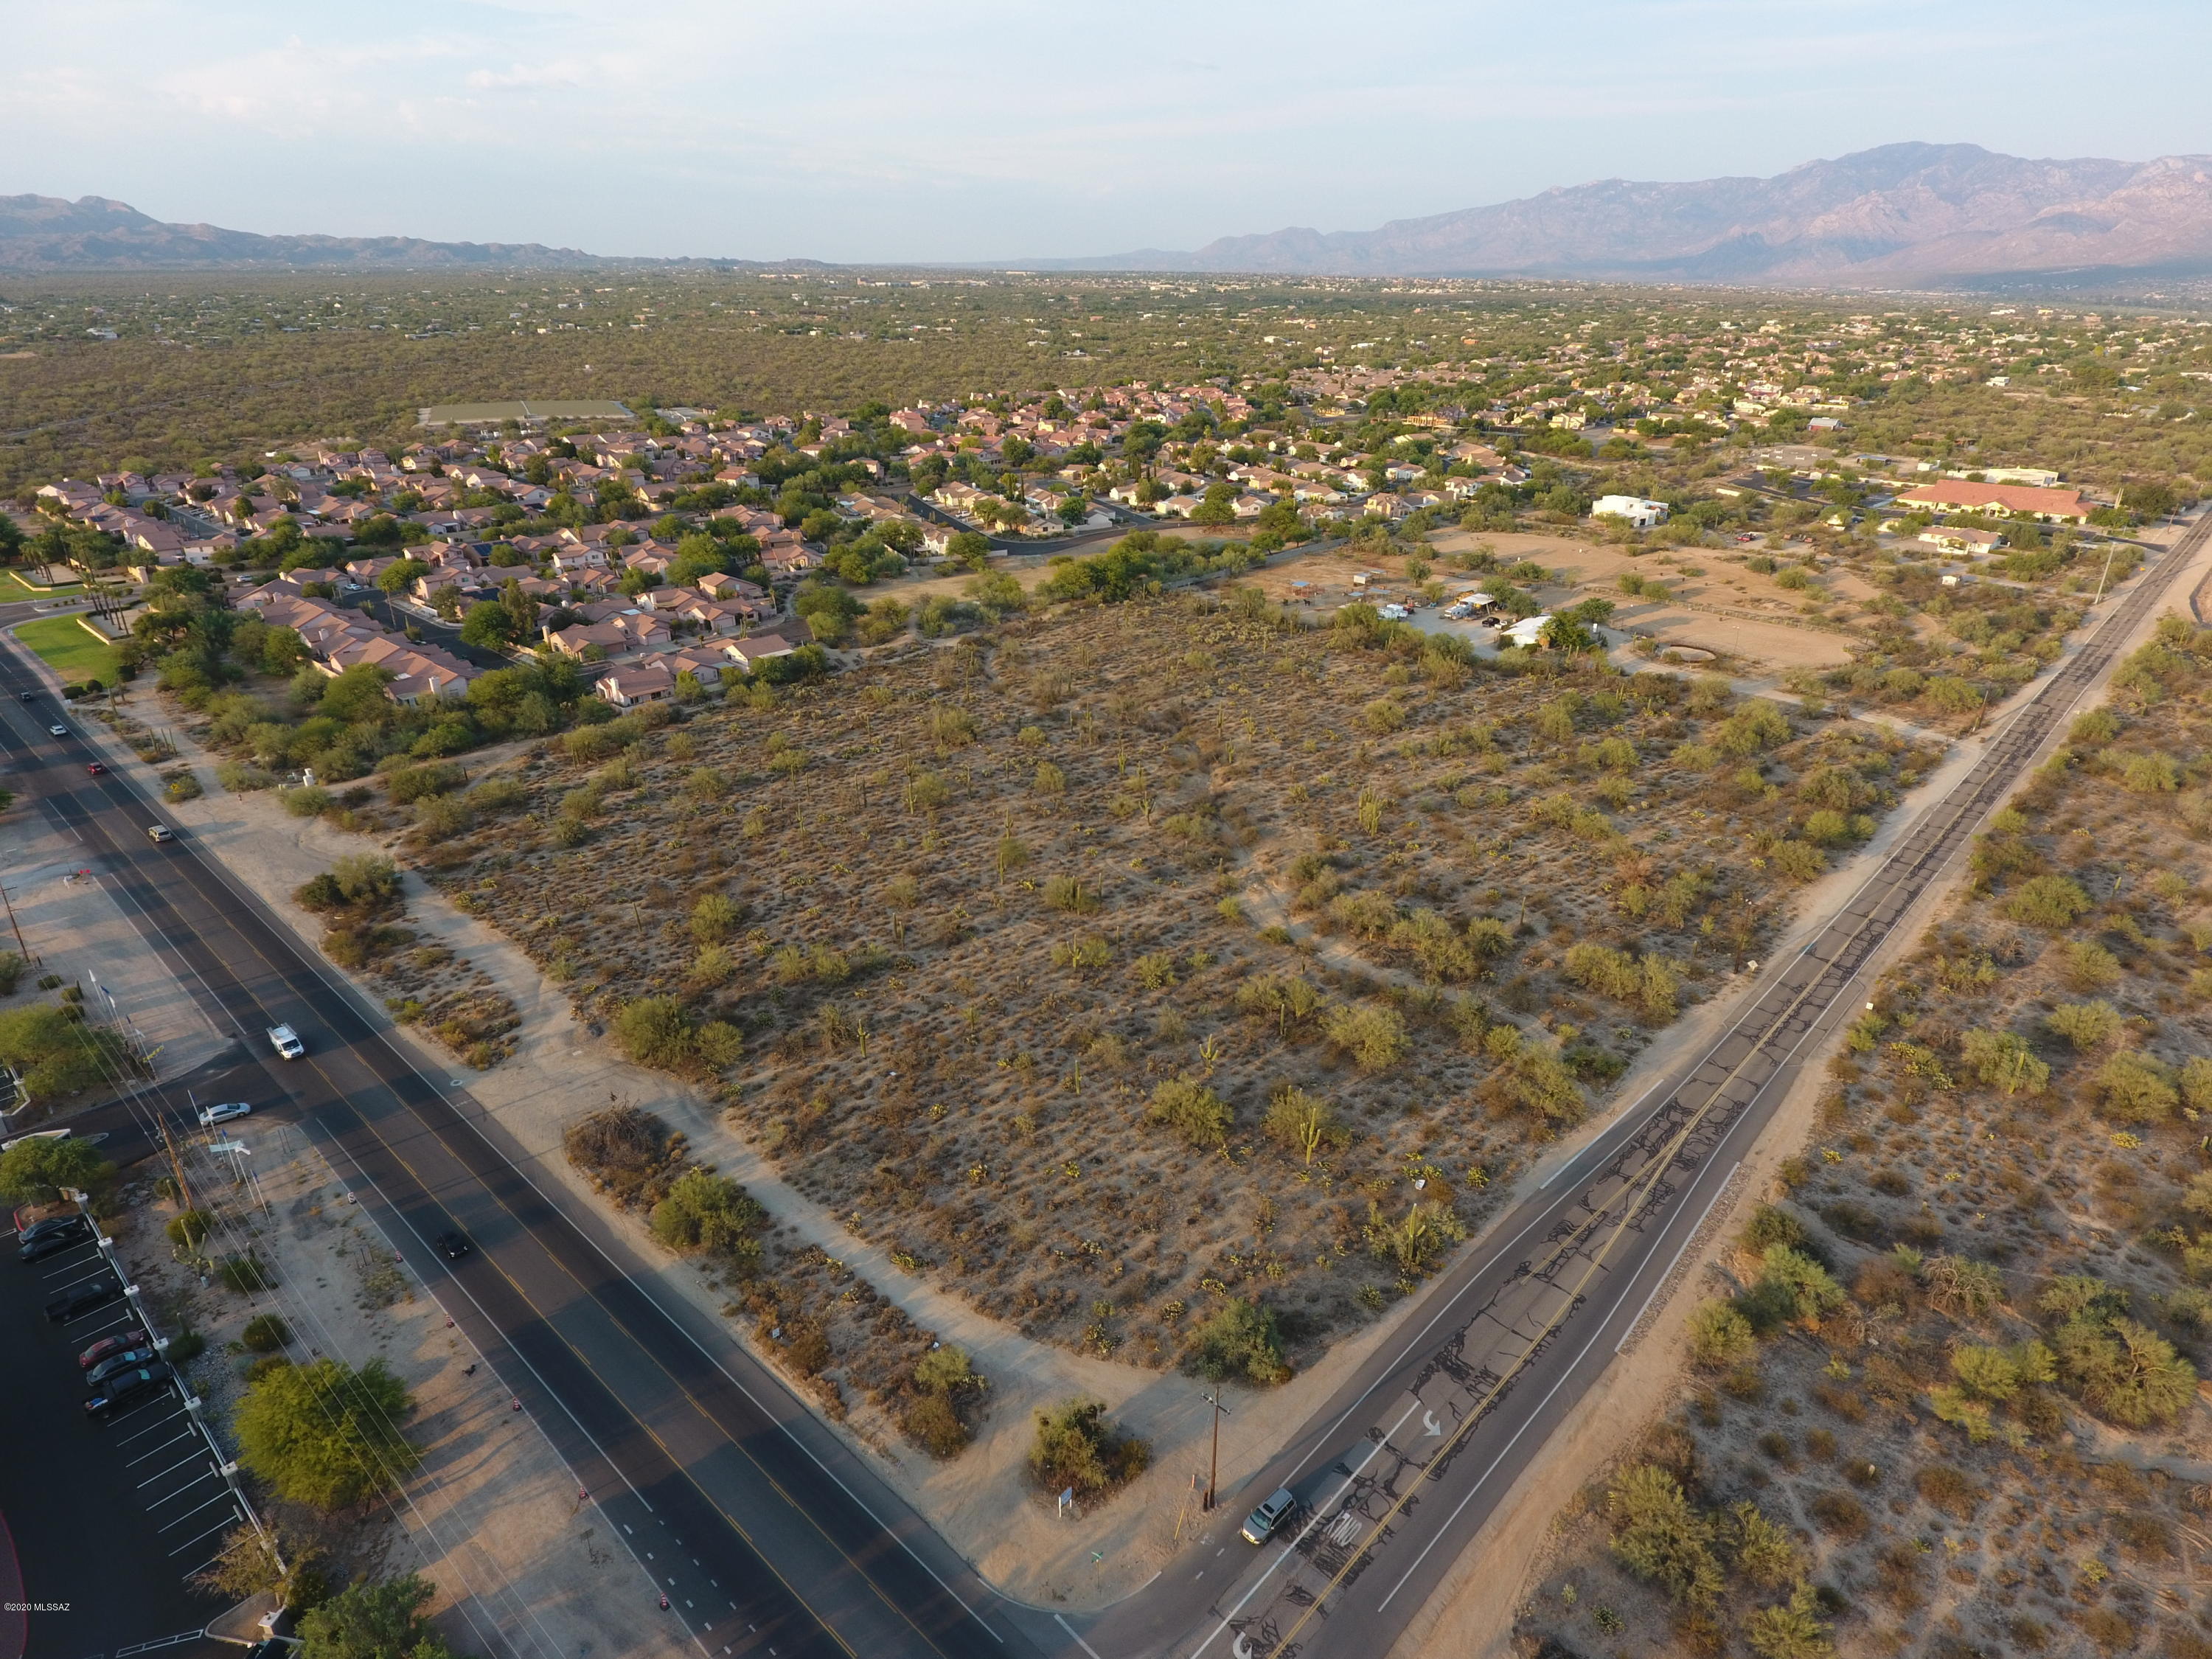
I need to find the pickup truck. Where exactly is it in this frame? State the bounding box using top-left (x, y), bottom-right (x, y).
top-left (268, 1024), bottom-right (305, 1060)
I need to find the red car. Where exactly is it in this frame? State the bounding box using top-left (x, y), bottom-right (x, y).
top-left (77, 1334), bottom-right (134, 1370)
top-left (86, 761), bottom-right (105, 775)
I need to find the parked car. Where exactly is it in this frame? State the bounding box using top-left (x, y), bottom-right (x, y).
top-left (44, 1274), bottom-right (125, 1323)
top-left (20, 1220), bottom-right (93, 1263)
top-left (433, 1231), bottom-right (472, 1261)
top-left (268, 1025), bottom-right (304, 1060)
top-left (85, 1363), bottom-right (173, 1420)
top-left (86, 1348), bottom-right (159, 1389)
top-left (77, 1333), bottom-right (137, 1370)
top-left (1240, 1486), bottom-right (1297, 1545)
top-left (18, 1212), bottom-right (88, 1245)
top-left (197, 1101), bottom-right (251, 1127)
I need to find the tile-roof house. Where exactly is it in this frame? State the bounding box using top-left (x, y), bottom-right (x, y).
top-left (722, 633), bottom-right (799, 671)
top-left (594, 661), bottom-right (678, 708)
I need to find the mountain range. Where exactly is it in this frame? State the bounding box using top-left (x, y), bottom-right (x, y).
top-left (1035, 143), bottom-right (2212, 285)
top-left (10, 145), bottom-right (2212, 285)
top-left (0, 192), bottom-right (602, 271)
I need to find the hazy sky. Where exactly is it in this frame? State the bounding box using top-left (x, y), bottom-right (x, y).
top-left (7, 0), bottom-right (2210, 263)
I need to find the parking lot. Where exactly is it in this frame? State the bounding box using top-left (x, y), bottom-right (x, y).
top-left (2, 1215), bottom-right (238, 1659)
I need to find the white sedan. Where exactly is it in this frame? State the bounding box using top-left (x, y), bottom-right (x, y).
top-left (197, 1102), bottom-right (251, 1127)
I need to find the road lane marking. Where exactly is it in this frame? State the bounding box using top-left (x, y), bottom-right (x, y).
top-left (1615, 1161), bottom-right (1742, 1356)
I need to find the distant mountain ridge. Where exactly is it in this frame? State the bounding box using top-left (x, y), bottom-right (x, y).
top-left (1036, 143), bottom-right (2212, 285)
top-left (0, 193), bottom-right (602, 270)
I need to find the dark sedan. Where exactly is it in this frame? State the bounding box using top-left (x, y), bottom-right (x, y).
top-left (434, 1231), bottom-right (472, 1261)
top-left (85, 1364), bottom-right (173, 1420)
top-left (86, 1348), bottom-right (159, 1389)
top-left (44, 1275), bottom-right (125, 1324)
top-left (20, 1218), bottom-right (94, 1263)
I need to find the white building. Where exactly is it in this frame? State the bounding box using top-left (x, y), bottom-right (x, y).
top-left (1591, 495), bottom-right (1669, 529)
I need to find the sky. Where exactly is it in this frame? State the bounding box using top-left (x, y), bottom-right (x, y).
top-left (6, 0), bottom-right (2212, 264)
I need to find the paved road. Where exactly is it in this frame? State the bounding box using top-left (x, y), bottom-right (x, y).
top-left (0, 668), bottom-right (1046, 1659)
top-left (1082, 508), bottom-right (2211, 1659)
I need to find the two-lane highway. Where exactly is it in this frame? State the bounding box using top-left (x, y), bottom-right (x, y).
top-left (0, 659), bottom-right (1037, 1659)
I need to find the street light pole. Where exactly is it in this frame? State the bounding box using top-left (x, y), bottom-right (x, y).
top-left (1200, 1388), bottom-right (1230, 1511)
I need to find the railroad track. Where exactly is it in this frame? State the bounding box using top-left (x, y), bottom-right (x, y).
top-left (1219, 509), bottom-right (2210, 1659)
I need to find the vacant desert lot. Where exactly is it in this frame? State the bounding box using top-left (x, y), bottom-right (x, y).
top-left (419, 588), bottom-right (1937, 1380)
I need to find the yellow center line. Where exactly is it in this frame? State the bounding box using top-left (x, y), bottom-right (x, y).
top-left (1265, 933), bottom-right (1848, 1656)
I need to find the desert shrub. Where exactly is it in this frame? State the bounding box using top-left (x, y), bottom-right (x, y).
top-left (1028, 1399), bottom-right (1148, 1498)
top-left (214, 760), bottom-right (274, 792)
top-left (1740, 1204), bottom-right (1809, 1255)
top-left (1921, 1253), bottom-right (2007, 1318)
top-left (1262, 1084), bottom-right (1346, 1164)
top-left (2096, 1051), bottom-right (2177, 1122)
top-left (1959, 1027), bottom-right (2051, 1093)
top-left (1234, 973), bottom-right (1322, 1036)
top-left (1363, 1199), bottom-right (1466, 1277)
top-left (1753, 1245), bottom-right (1844, 1326)
top-left (293, 855), bottom-right (401, 912)
top-left (167, 1208), bottom-right (215, 1250)
top-left (1181, 1298), bottom-right (1292, 1385)
top-left (386, 760), bottom-right (467, 803)
top-left (219, 1251), bottom-right (276, 1293)
top-left (1324, 1002), bottom-right (1410, 1071)
top-left (279, 785), bottom-right (332, 818)
top-left (649, 1167), bottom-right (765, 1273)
top-left (0, 953), bottom-right (20, 996)
top-left (2003, 874), bottom-right (2093, 928)
top-left (2045, 1000), bottom-right (2121, 1048)
top-left (1729, 1503), bottom-right (1803, 1590)
top-left (1561, 943), bottom-right (1680, 1021)
top-left (611, 996), bottom-right (698, 1070)
top-left (1042, 874), bottom-right (1100, 914)
top-left (164, 769), bottom-right (206, 801)
top-left (467, 776), bottom-right (529, 813)
top-left (2060, 939), bottom-right (2122, 992)
top-left (691, 892), bottom-right (742, 942)
top-left (1130, 951), bottom-right (1180, 990)
top-left (1687, 1300), bottom-right (1757, 1369)
top-left (1605, 1464), bottom-right (1721, 1604)
top-left (1147, 1077), bottom-right (1229, 1148)
top-left (240, 1313), bottom-right (293, 1353)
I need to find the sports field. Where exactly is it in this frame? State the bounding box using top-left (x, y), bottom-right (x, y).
top-left (10, 615), bottom-right (121, 684)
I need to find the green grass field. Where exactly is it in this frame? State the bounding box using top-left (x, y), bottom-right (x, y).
top-left (0, 569), bottom-right (83, 599)
top-left (11, 615), bottom-right (121, 684)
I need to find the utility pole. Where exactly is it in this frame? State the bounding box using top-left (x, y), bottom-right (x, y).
top-left (0, 883), bottom-right (35, 965)
top-left (159, 1114), bottom-right (197, 1214)
top-left (1200, 1388), bottom-right (1230, 1511)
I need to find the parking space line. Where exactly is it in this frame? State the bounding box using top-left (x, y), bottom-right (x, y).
top-left (59, 1305), bottom-right (131, 1330)
top-left (123, 1429), bottom-right (193, 1465)
top-left (97, 1393), bottom-right (178, 1430)
top-left (167, 1512), bottom-right (243, 1558)
top-left (139, 1457), bottom-right (216, 1495)
top-left (116, 1410), bottom-right (187, 1447)
top-left (38, 1251), bottom-right (103, 1281)
top-left (157, 1492), bottom-right (234, 1534)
